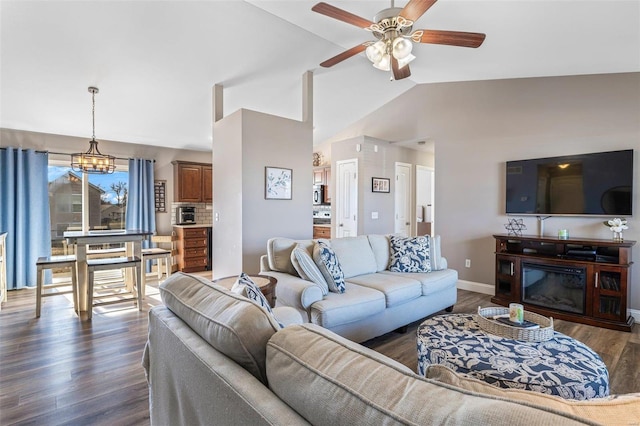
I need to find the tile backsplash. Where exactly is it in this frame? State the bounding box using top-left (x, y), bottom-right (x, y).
top-left (171, 202), bottom-right (213, 225)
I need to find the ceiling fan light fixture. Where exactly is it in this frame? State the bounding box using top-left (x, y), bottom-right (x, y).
top-left (372, 53), bottom-right (391, 71)
top-left (392, 37), bottom-right (413, 59)
top-left (366, 40), bottom-right (386, 63)
top-left (397, 53), bottom-right (416, 69)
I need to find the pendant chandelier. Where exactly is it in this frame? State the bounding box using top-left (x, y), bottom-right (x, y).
top-left (71, 86), bottom-right (116, 174)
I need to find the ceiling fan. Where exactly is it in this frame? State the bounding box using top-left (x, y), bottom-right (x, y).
top-left (312, 0), bottom-right (486, 80)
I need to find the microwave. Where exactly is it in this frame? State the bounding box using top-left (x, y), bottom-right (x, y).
top-left (313, 185), bottom-right (325, 205)
top-left (177, 206), bottom-right (196, 225)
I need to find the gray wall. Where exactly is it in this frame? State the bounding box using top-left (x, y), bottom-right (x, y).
top-left (0, 128), bottom-right (210, 236)
top-left (212, 109), bottom-right (312, 278)
top-left (358, 73), bottom-right (640, 310)
top-left (330, 136), bottom-right (433, 236)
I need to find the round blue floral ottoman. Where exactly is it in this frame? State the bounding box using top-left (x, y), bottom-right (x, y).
top-left (417, 314), bottom-right (609, 400)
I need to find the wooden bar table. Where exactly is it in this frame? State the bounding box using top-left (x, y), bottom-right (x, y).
top-left (64, 230), bottom-right (152, 312)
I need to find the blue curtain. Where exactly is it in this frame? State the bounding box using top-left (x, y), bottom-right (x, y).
top-left (126, 159), bottom-right (156, 269)
top-left (0, 148), bottom-right (51, 289)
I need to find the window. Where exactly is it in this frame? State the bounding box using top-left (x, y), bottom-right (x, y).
top-left (48, 157), bottom-right (128, 255)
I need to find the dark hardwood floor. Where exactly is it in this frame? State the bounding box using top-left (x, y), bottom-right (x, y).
top-left (1, 274), bottom-right (638, 425)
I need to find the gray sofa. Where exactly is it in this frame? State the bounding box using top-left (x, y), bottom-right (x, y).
top-left (143, 272), bottom-right (639, 425)
top-left (260, 234), bottom-right (458, 342)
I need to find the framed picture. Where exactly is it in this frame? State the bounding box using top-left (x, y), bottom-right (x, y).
top-left (372, 177), bottom-right (390, 193)
top-left (265, 167), bottom-right (293, 200)
top-left (154, 180), bottom-right (167, 212)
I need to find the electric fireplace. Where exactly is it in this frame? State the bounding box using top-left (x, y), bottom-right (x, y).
top-left (522, 262), bottom-right (586, 315)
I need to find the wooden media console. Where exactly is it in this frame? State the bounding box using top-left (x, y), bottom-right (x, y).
top-left (492, 234), bottom-right (635, 332)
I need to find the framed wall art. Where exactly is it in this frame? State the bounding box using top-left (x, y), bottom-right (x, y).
top-left (154, 180), bottom-right (167, 212)
top-left (265, 167), bottom-right (292, 200)
top-left (372, 177), bottom-right (390, 193)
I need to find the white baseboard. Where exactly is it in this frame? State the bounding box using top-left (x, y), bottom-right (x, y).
top-left (456, 280), bottom-right (494, 296)
top-left (456, 280), bottom-right (640, 324)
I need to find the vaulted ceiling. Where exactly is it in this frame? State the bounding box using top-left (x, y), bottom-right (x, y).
top-left (1, 1), bottom-right (638, 151)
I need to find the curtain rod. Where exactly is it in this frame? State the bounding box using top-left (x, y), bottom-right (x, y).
top-left (0, 147), bottom-right (155, 163)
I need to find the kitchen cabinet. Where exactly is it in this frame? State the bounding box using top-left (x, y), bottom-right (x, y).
top-left (492, 234), bottom-right (635, 331)
top-left (313, 166), bottom-right (331, 204)
top-left (174, 226), bottom-right (210, 272)
top-left (172, 161), bottom-right (212, 203)
top-left (313, 226), bottom-right (331, 239)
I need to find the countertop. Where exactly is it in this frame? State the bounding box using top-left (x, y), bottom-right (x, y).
top-left (313, 223), bottom-right (331, 228)
top-left (172, 224), bottom-right (212, 228)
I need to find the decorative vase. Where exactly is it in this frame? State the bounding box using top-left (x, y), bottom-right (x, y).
top-left (613, 231), bottom-right (624, 242)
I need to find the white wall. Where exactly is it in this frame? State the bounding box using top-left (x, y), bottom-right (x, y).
top-left (212, 109), bottom-right (312, 278)
top-left (0, 128), bottom-right (211, 235)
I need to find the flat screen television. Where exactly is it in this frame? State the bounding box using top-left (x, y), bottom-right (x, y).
top-left (505, 149), bottom-right (633, 216)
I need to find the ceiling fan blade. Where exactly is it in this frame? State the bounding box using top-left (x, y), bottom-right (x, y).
top-left (312, 2), bottom-right (375, 29)
top-left (391, 56), bottom-right (411, 80)
top-left (414, 29), bottom-right (486, 48)
top-left (320, 43), bottom-right (369, 68)
top-left (399, 0), bottom-right (438, 22)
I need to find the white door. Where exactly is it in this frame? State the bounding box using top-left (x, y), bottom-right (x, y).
top-left (336, 159), bottom-right (358, 238)
top-left (416, 165), bottom-right (434, 235)
top-left (395, 162), bottom-right (412, 236)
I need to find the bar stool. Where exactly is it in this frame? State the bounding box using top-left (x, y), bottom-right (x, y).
top-left (86, 256), bottom-right (142, 320)
top-left (141, 247), bottom-right (172, 285)
top-left (36, 255), bottom-right (78, 317)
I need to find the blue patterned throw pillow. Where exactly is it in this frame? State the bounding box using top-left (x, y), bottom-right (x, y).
top-left (231, 273), bottom-right (283, 327)
top-left (312, 241), bottom-right (346, 293)
top-left (389, 235), bottom-right (431, 273)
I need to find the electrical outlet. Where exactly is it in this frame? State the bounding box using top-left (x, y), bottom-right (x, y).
top-left (465, 259), bottom-right (471, 268)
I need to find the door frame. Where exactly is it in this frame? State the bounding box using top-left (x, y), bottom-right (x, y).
top-left (416, 164), bottom-right (434, 235)
top-left (335, 158), bottom-right (358, 238)
top-left (394, 162), bottom-right (412, 236)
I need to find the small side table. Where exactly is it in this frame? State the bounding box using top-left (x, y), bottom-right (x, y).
top-left (212, 274), bottom-right (277, 308)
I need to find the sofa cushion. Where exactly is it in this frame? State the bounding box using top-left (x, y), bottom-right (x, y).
top-left (327, 236), bottom-right (378, 278)
top-left (267, 237), bottom-right (314, 276)
top-left (309, 283), bottom-right (385, 328)
top-left (313, 241), bottom-right (346, 293)
top-left (389, 235), bottom-right (431, 273)
top-left (426, 364), bottom-right (640, 425)
top-left (159, 272), bottom-right (279, 385)
top-left (381, 268), bottom-right (458, 296)
top-left (346, 273), bottom-right (422, 307)
top-left (266, 324), bottom-right (593, 426)
top-left (367, 234), bottom-right (390, 272)
top-left (290, 244), bottom-right (329, 295)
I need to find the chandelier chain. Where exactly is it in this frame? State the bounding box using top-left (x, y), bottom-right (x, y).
top-left (92, 89), bottom-right (96, 140)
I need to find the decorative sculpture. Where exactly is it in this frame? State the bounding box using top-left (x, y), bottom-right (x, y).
top-left (505, 218), bottom-right (527, 236)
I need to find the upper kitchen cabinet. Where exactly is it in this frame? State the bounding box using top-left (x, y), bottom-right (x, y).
top-left (172, 161), bottom-right (213, 203)
top-left (313, 166), bottom-right (331, 204)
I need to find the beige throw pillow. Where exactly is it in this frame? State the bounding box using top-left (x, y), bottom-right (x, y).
top-left (290, 244), bottom-right (329, 295)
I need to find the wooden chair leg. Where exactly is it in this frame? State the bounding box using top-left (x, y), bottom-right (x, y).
top-left (87, 269), bottom-right (94, 320)
top-left (165, 255), bottom-right (171, 279)
top-left (157, 259), bottom-right (162, 280)
top-left (36, 267), bottom-right (43, 318)
top-left (135, 263), bottom-right (142, 311)
top-left (71, 263), bottom-right (79, 313)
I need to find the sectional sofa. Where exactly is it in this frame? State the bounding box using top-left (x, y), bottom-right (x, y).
top-left (259, 234), bottom-right (458, 342)
top-left (143, 272), bottom-right (639, 425)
